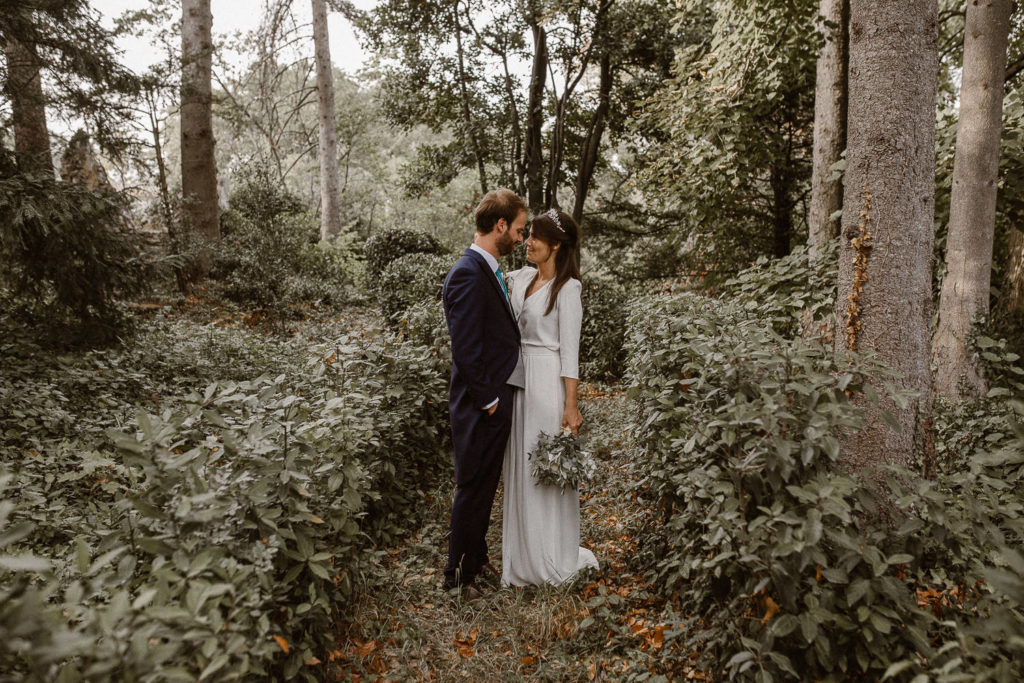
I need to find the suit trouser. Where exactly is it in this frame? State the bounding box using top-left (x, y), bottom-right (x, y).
top-left (444, 384), bottom-right (515, 588)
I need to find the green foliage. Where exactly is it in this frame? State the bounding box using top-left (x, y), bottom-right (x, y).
top-left (0, 151), bottom-right (151, 343)
top-left (722, 240), bottom-right (839, 338)
top-left (579, 275), bottom-right (629, 383)
top-left (374, 252), bottom-right (454, 327)
top-left (363, 227), bottom-right (446, 283)
top-left (213, 167), bottom-right (362, 312)
top-left (632, 0), bottom-right (817, 275)
top-left (623, 286), bottom-right (1024, 680)
top-left (0, 307), bottom-right (451, 680)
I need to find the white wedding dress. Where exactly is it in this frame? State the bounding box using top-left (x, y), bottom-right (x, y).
top-left (501, 267), bottom-right (599, 587)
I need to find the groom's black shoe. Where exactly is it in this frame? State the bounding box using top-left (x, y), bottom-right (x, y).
top-left (445, 583), bottom-right (483, 601)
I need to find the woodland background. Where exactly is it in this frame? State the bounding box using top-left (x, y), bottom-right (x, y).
top-left (2, 0), bottom-right (1024, 680)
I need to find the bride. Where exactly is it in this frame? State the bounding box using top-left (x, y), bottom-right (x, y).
top-left (501, 208), bottom-right (599, 587)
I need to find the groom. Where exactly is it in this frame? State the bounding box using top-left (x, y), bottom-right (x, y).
top-left (441, 188), bottom-right (527, 595)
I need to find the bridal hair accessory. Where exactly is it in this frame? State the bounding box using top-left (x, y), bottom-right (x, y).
top-left (544, 208), bottom-right (565, 233)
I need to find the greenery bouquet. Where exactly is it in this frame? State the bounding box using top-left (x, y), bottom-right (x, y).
top-left (528, 426), bottom-right (596, 492)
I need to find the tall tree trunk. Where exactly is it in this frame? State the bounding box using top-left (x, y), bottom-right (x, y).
top-left (524, 23), bottom-right (548, 211)
top-left (932, 0), bottom-right (1013, 399)
top-left (808, 0), bottom-right (849, 252)
top-left (572, 54), bottom-right (612, 225)
top-left (835, 0), bottom-right (937, 475)
top-left (497, 50), bottom-right (525, 195)
top-left (4, 35), bottom-right (52, 176)
top-left (181, 0), bottom-right (220, 280)
top-left (452, 3), bottom-right (487, 196)
top-left (770, 163), bottom-right (794, 258)
top-left (311, 0), bottom-right (342, 241)
top-left (1003, 227), bottom-right (1024, 315)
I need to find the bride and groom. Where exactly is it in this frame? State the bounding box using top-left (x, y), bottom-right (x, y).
top-left (441, 188), bottom-right (599, 597)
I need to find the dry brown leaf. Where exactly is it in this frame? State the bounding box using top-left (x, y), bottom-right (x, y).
top-left (273, 635), bottom-right (289, 654)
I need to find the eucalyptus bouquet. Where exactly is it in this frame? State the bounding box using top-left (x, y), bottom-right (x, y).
top-left (528, 426), bottom-right (597, 492)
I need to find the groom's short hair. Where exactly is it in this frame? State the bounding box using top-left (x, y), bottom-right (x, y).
top-left (475, 189), bottom-right (527, 234)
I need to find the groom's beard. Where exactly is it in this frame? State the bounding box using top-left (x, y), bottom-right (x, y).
top-left (497, 232), bottom-right (516, 256)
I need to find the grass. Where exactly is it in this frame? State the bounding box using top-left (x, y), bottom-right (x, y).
top-left (335, 387), bottom-right (702, 682)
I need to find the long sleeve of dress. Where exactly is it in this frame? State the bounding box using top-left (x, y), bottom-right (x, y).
top-left (557, 279), bottom-right (582, 380)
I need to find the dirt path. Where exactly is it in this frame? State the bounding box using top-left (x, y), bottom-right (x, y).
top-left (335, 388), bottom-right (698, 681)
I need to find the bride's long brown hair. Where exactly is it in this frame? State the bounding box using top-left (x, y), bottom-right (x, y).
top-left (529, 209), bottom-right (580, 316)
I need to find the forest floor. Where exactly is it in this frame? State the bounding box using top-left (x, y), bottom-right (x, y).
top-left (335, 388), bottom-right (701, 682)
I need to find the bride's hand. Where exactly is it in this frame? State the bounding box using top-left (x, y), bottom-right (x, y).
top-left (562, 406), bottom-right (583, 435)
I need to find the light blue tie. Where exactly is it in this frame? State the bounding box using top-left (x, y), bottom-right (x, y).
top-left (495, 265), bottom-right (509, 300)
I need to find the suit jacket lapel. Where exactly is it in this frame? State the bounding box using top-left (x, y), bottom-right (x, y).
top-left (465, 249), bottom-right (517, 328)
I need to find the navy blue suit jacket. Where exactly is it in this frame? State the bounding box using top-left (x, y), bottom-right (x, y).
top-left (443, 249), bottom-right (520, 486)
top-left (443, 249), bottom-right (521, 411)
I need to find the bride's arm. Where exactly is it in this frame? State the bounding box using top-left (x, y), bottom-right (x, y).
top-left (562, 377), bottom-right (582, 434)
top-left (559, 280), bottom-right (584, 434)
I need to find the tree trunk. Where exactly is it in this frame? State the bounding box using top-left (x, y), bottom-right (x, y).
top-left (181, 0), bottom-right (220, 280)
top-left (452, 3), bottom-right (487, 196)
top-left (932, 0), bottom-right (1013, 399)
top-left (311, 0), bottom-right (342, 241)
top-left (1003, 227), bottom-right (1024, 315)
top-left (771, 163), bottom-right (794, 258)
top-left (524, 23), bottom-right (548, 212)
top-left (572, 54), bottom-right (612, 225)
top-left (4, 35), bottom-right (52, 176)
top-left (835, 0), bottom-right (937, 475)
top-left (808, 0), bottom-right (849, 252)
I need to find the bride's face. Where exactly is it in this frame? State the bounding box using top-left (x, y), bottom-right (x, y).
top-left (525, 234), bottom-right (556, 266)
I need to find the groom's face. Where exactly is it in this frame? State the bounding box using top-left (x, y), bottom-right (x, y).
top-left (496, 210), bottom-right (527, 256)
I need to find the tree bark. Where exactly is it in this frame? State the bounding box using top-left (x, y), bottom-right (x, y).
top-left (181, 0), bottom-right (220, 280)
top-left (835, 0), bottom-right (937, 475)
top-left (452, 3), bottom-right (488, 196)
top-left (573, 53), bottom-right (612, 225)
top-left (933, 0), bottom-right (1013, 399)
top-left (1003, 227), bottom-right (1024, 315)
top-left (4, 34), bottom-right (53, 177)
top-left (524, 22), bottom-right (548, 212)
top-left (808, 0), bottom-right (849, 252)
top-left (311, 0), bottom-right (342, 241)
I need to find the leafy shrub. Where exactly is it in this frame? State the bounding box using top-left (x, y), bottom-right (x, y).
top-left (0, 150), bottom-right (151, 343)
top-left (580, 275), bottom-right (629, 383)
top-left (721, 240), bottom-right (838, 339)
top-left (213, 167), bottom-right (362, 312)
top-left (363, 227), bottom-right (446, 283)
top-left (623, 292), bottom-right (1024, 681)
top-left (0, 310), bottom-right (452, 680)
top-left (374, 252), bottom-right (454, 327)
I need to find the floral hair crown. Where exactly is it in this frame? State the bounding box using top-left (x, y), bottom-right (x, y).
top-left (544, 208), bottom-right (565, 233)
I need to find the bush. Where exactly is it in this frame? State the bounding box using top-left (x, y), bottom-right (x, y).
top-left (0, 150), bottom-right (151, 344)
top-left (212, 167), bottom-right (362, 312)
top-left (721, 240), bottom-right (838, 340)
top-left (374, 252), bottom-right (454, 327)
top-left (363, 228), bottom-right (446, 283)
top-left (0, 312), bottom-right (452, 680)
top-left (623, 292), bottom-right (1024, 681)
top-left (580, 275), bottom-right (629, 383)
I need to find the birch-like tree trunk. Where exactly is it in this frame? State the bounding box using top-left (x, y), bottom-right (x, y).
top-left (835, 0), bottom-right (937, 474)
top-left (1004, 228), bottom-right (1024, 315)
top-left (181, 0), bottom-right (220, 279)
top-left (808, 0), bottom-right (849, 252)
top-left (311, 0), bottom-right (342, 241)
top-left (932, 0), bottom-right (1013, 399)
top-left (452, 3), bottom-right (488, 196)
top-left (4, 34), bottom-right (52, 176)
